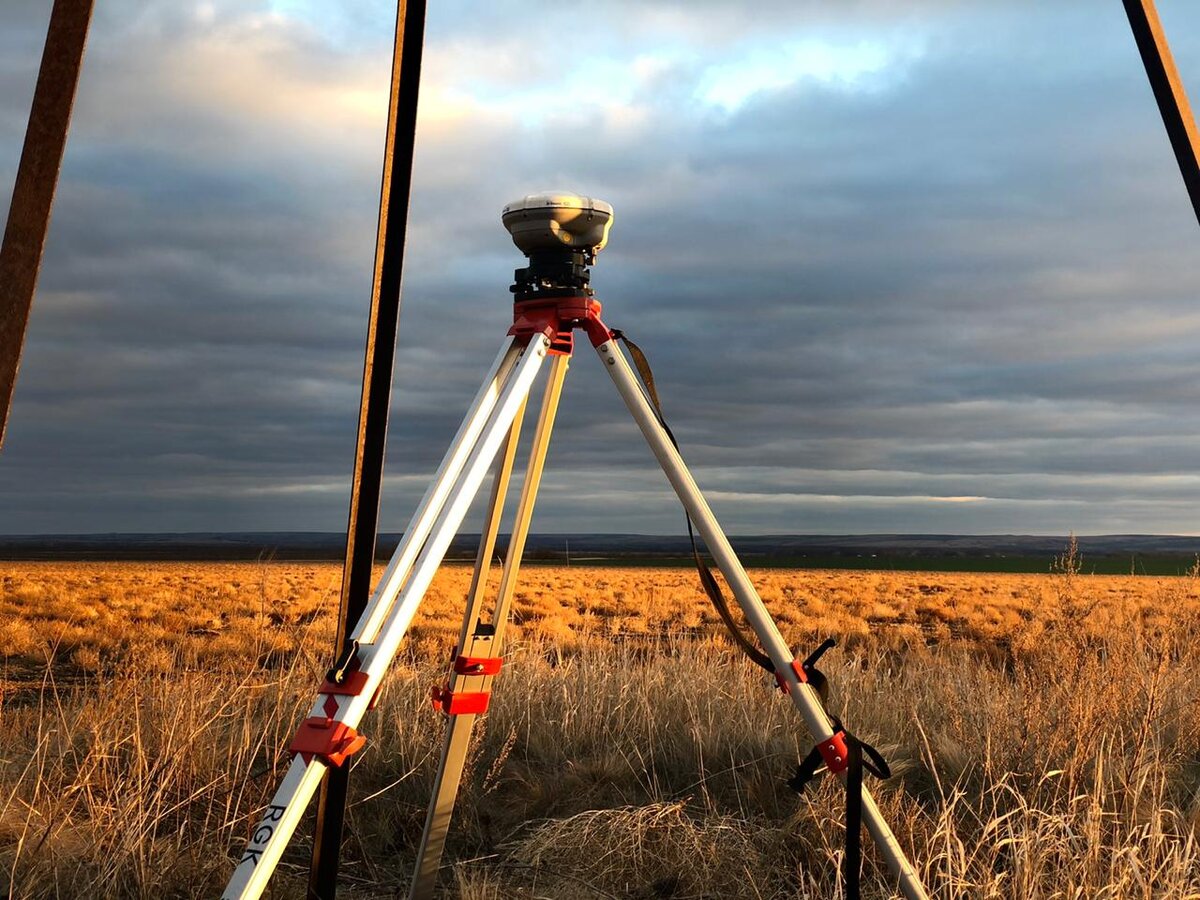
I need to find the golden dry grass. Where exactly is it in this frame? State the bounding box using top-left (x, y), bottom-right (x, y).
top-left (3, 560), bottom-right (1193, 677)
top-left (2, 560), bottom-right (1200, 898)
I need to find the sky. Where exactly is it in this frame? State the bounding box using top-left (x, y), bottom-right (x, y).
top-left (3, 0), bottom-right (1200, 536)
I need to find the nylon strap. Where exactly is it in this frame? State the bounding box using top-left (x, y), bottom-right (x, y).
top-left (787, 647), bottom-right (890, 900)
top-left (788, 725), bottom-right (889, 900)
top-left (846, 734), bottom-right (864, 900)
top-left (611, 330), bottom-right (773, 673)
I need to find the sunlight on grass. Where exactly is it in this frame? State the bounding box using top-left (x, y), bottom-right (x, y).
top-left (1, 562), bottom-right (1199, 897)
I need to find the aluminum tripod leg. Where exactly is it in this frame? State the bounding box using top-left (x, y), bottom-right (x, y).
top-left (349, 338), bottom-right (522, 647)
top-left (221, 334), bottom-right (551, 900)
top-left (594, 337), bottom-right (930, 900)
top-left (408, 353), bottom-right (569, 899)
top-left (406, 391), bottom-right (527, 900)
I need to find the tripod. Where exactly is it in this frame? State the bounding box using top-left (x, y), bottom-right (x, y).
top-left (221, 198), bottom-right (930, 900)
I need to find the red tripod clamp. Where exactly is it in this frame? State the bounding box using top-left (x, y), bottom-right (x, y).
top-left (774, 659), bottom-right (809, 693)
top-left (452, 654), bottom-right (503, 675)
top-left (289, 717), bottom-right (366, 767)
top-left (431, 654), bottom-right (503, 715)
top-left (509, 295), bottom-right (611, 355)
top-left (816, 731), bottom-right (852, 775)
top-left (430, 685), bottom-right (492, 716)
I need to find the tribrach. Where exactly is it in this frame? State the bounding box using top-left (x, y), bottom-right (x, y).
top-left (221, 193), bottom-right (930, 900)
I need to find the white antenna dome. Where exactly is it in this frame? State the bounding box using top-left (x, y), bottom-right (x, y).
top-left (501, 192), bottom-right (614, 256)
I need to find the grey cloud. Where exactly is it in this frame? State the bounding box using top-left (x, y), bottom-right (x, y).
top-left (2, 0), bottom-right (1200, 535)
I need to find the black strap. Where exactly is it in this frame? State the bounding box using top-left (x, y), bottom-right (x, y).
top-left (787, 637), bottom-right (891, 900)
top-left (787, 645), bottom-right (890, 900)
top-left (686, 518), bottom-right (773, 671)
top-left (788, 724), bottom-right (890, 900)
top-left (844, 733), bottom-right (865, 900)
top-left (800, 637), bottom-right (835, 705)
top-left (611, 330), bottom-right (773, 673)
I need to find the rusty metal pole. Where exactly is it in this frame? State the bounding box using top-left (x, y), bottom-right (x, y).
top-left (0, 0), bottom-right (95, 447)
top-left (306, 2), bottom-right (427, 898)
top-left (1123, 0), bottom-right (1200, 226)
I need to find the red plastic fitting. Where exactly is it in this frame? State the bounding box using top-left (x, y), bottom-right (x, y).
top-left (816, 731), bottom-right (851, 775)
top-left (288, 717), bottom-right (366, 767)
top-left (430, 685), bottom-right (491, 716)
top-left (774, 659), bottom-right (809, 693)
top-left (319, 669), bottom-right (370, 696)
top-left (452, 655), bottom-right (503, 676)
top-left (509, 296), bottom-right (611, 353)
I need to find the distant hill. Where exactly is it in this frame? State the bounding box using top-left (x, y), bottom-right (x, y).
top-left (2, 532), bottom-right (1199, 574)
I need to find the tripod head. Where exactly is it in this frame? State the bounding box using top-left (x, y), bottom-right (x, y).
top-left (502, 192), bottom-right (613, 301)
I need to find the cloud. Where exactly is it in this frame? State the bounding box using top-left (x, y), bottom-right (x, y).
top-left (2, 0), bottom-right (1200, 535)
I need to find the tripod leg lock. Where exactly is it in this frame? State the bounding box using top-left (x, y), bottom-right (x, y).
top-left (816, 731), bottom-right (852, 775)
top-left (430, 655), bottom-right (504, 713)
top-left (288, 717), bottom-right (367, 768)
top-left (774, 659), bottom-right (808, 693)
top-left (319, 669), bottom-right (370, 696)
top-left (318, 669), bottom-right (382, 710)
top-left (326, 639), bottom-right (361, 685)
top-left (452, 654), bottom-right (503, 675)
top-left (430, 685), bottom-right (491, 716)
top-left (778, 638), bottom-right (835, 701)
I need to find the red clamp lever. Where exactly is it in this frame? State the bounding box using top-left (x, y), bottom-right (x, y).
top-left (430, 685), bottom-right (492, 716)
top-left (430, 654), bottom-right (504, 715)
top-left (288, 717), bottom-right (366, 767)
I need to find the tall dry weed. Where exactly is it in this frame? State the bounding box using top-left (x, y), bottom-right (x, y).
top-left (1, 564), bottom-right (1199, 897)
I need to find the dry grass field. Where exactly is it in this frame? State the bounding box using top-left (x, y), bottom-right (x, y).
top-left (2, 557), bottom-right (1200, 898)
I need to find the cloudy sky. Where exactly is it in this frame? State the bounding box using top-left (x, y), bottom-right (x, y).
top-left (3, 0), bottom-right (1200, 536)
